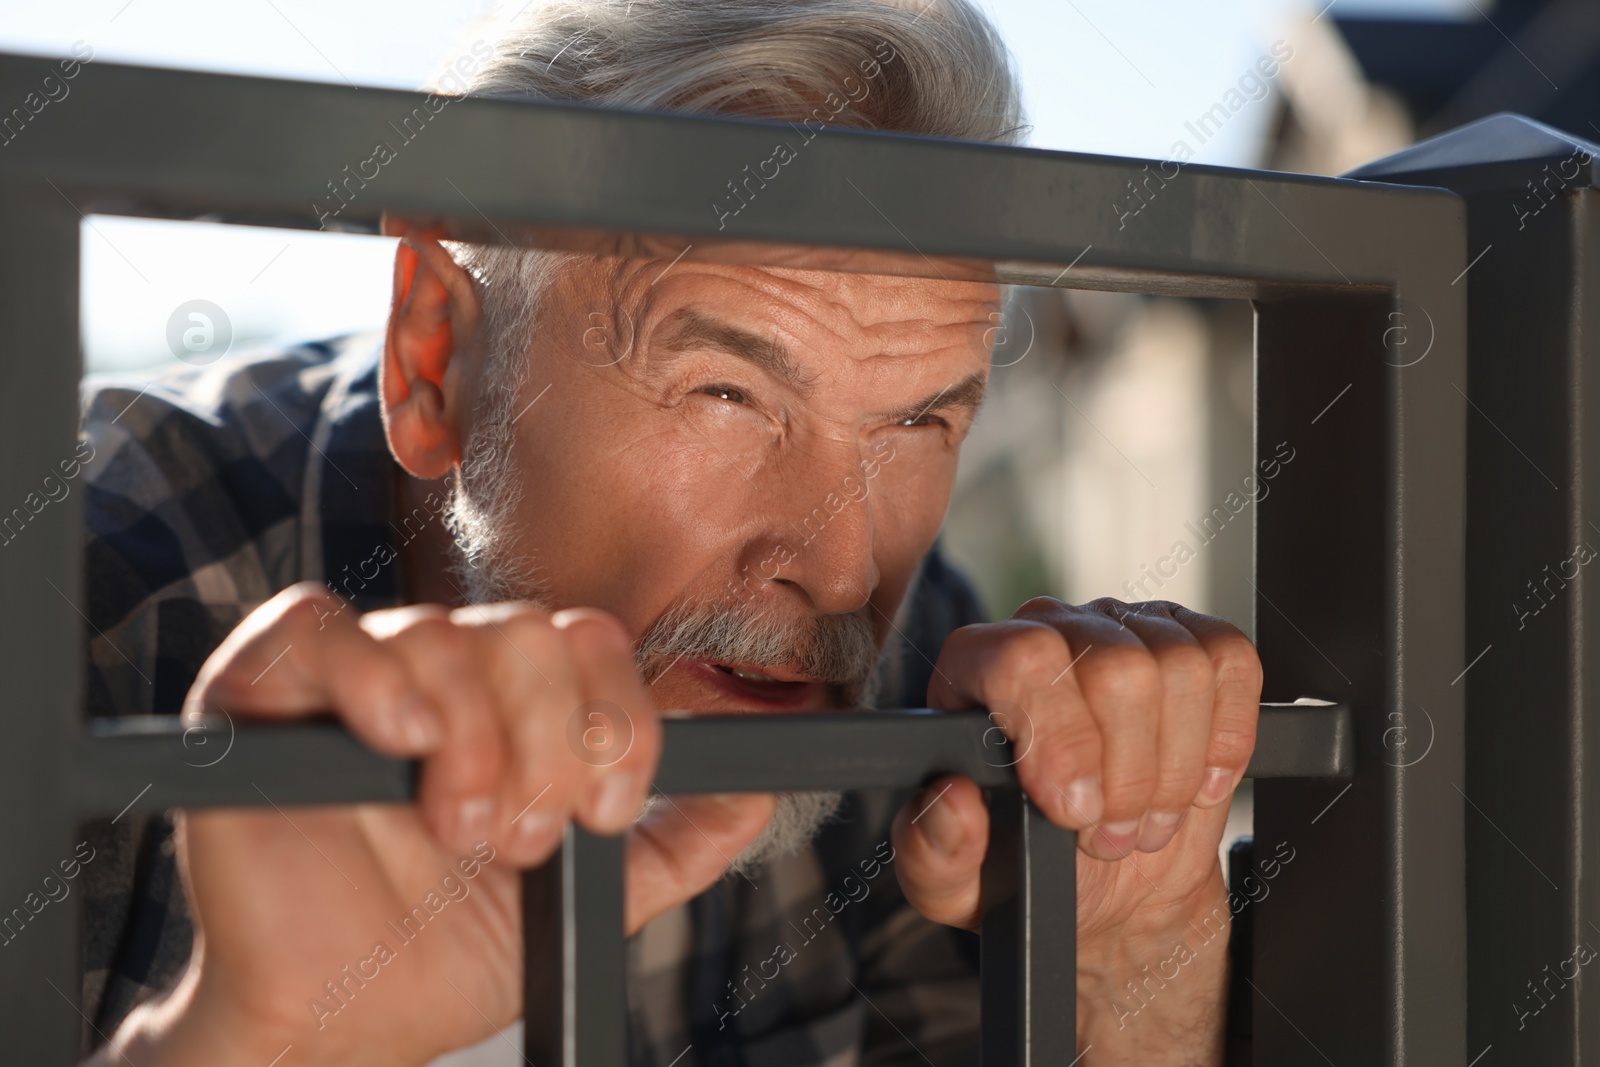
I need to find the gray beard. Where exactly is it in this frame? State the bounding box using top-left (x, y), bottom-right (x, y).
top-left (443, 434), bottom-right (894, 874)
top-left (732, 790), bottom-right (846, 874)
top-left (633, 789), bottom-right (847, 876)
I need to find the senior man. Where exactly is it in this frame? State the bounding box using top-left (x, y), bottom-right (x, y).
top-left (76, 1), bottom-right (1260, 1064)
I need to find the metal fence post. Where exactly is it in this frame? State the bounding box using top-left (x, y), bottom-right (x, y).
top-left (979, 789), bottom-right (1076, 1065)
top-left (525, 828), bottom-right (628, 1067)
top-left (1253, 253), bottom-right (1468, 1057)
top-left (0, 176), bottom-right (89, 1062)
top-left (1350, 113), bottom-right (1600, 1065)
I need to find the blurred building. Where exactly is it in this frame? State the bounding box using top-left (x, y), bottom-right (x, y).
top-left (940, 10), bottom-right (1422, 637)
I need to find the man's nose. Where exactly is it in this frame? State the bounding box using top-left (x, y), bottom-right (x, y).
top-left (760, 437), bottom-right (881, 615)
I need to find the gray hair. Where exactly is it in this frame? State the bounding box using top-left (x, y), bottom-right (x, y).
top-left (442, 0), bottom-right (1028, 599)
top-left (451, 0), bottom-right (1029, 307)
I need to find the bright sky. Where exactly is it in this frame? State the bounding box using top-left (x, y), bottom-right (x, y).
top-left (0, 0), bottom-right (1480, 371)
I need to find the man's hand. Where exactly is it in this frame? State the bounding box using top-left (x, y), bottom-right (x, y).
top-left (889, 596), bottom-right (1262, 1063)
top-left (114, 582), bottom-right (776, 1067)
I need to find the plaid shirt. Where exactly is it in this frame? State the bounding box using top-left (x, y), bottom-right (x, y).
top-left (77, 333), bottom-right (990, 1066)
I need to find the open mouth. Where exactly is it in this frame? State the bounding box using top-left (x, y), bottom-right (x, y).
top-left (716, 663), bottom-right (797, 685)
top-left (688, 659), bottom-right (824, 708)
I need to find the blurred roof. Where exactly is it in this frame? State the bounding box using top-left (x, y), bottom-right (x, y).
top-left (1335, 0), bottom-right (1600, 138)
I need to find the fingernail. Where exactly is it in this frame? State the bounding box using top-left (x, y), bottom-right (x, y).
top-left (590, 772), bottom-right (640, 830)
top-left (1197, 766), bottom-right (1235, 807)
top-left (918, 791), bottom-right (965, 854)
top-left (1057, 776), bottom-right (1103, 826)
top-left (393, 693), bottom-right (442, 750)
top-left (455, 795), bottom-right (493, 847)
top-left (510, 809), bottom-right (561, 863)
top-left (1090, 819), bottom-right (1140, 860)
top-left (1136, 810), bottom-right (1185, 852)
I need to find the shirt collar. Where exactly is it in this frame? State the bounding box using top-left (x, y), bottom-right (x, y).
top-left (302, 333), bottom-right (408, 613)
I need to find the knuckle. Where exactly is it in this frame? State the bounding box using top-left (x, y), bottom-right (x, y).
top-left (518, 758), bottom-right (581, 807)
top-left (1080, 645), bottom-right (1160, 707)
top-left (1158, 644), bottom-right (1216, 696)
top-left (981, 698), bottom-right (1037, 756)
top-left (1035, 744), bottom-right (1101, 790)
top-left (359, 602), bottom-right (448, 640)
top-left (1183, 605), bottom-right (1243, 635)
top-left (991, 624), bottom-right (1068, 685)
top-left (1013, 595), bottom-right (1065, 620)
top-left (278, 579), bottom-right (335, 605)
top-left (1154, 761), bottom-right (1206, 798)
top-left (397, 614), bottom-right (474, 661)
top-left (556, 606), bottom-right (632, 647)
top-left (1149, 786), bottom-right (1203, 814)
top-left (493, 611), bottom-right (562, 664)
top-left (937, 621), bottom-right (989, 659)
top-left (1031, 715), bottom-right (1101, 767)
top-left (564, 698), bottom-right (646, 772)
top-left (446, 730), bottom-right (504, 785)
top-left (454, 600), bottom-right (548, 629)
top-left (277, 582), bottom-right (346, 630)
top-left (1208, 724), bottom-right (1259, 764)
top-left (1213, 639), bottom-right (1265, 694)
top-left (1102, 771), bottom-right (1158, 811)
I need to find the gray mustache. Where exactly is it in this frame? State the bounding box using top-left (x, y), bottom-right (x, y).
top-left (634, 598), bottom-right (878, 689)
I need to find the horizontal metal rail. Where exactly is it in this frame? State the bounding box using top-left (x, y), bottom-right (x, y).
top-left (72, 702), bottom-right (1352, 818)
top-left (0, 53), bottom-right (1454, 299)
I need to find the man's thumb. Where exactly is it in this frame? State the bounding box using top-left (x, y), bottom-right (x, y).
top-left (623, 793), bottom-right (776, 935)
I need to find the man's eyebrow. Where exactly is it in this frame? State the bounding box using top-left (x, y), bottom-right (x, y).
top-left (886, 370), bottom-right (988, 425)
top-left (656, 308), bottom-right (987, 419)
top-left (656, 308), bottom-right (818, 395)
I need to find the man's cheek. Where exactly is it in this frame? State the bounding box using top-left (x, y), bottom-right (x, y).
top-left (883, 468), bottom-right (957, 545)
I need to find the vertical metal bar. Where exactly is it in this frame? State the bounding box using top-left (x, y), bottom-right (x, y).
top-left (1223, 837), bottom-right (1255, 1065)
top-left (1254, 280), bottom-right (1468, 1063)
top-left (1452, 182), bottom-right (1600, 1066)
top-left (524, 826), bottom-right (626, 1067)
top-left (1253, 293), bottom-right (1393, 1064)
top-left (1348, 119), bottom-right (1600, 1063)
top-left (980, 788), bottom-right (1025, 1065)
top-left (0, 177), bottom-right (86, 1064)
top-left (980, 788), bottom-right (1076, 1065)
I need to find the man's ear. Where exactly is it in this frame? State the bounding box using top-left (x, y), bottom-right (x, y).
top-left (380, 214), bottom-right (481, 479)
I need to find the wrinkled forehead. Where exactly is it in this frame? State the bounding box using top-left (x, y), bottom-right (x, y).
top-left (567, 251), bottom-right (1004, 358)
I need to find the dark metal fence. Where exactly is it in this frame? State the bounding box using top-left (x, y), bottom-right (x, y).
top-left (1348, 115), bottom-right (1600, 1063)
top-left (6, 51), bottom-right (1586, 1066)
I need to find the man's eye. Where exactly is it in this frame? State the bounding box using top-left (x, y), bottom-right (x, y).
top-left (896, 413), bottom-right (945, 428)
top-left (698, 384), bottom-right (749, 404)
